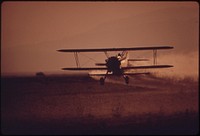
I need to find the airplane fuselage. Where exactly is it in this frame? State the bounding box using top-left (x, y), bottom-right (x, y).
top-left (105, 56), bottom-right (123, 75)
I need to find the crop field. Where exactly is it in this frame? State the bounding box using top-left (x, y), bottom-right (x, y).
top-left (1, 74), bottom-right (199, 135)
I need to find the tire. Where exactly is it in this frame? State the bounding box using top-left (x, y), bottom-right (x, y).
top-left (100, 77), bottom-right (105, 85)
top-left (125, 76), bottom-right (129, 84)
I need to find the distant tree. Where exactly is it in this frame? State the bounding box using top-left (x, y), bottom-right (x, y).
top-left (36, 72), bottom-right (45, 77)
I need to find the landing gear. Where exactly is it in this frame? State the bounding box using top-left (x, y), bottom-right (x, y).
top-left (124, 76), bottom-right (129, 84)
top-left (99, 72), bottom-right (129, 85)
top-left (100, 77), bottom-right (105, 85)
top-left (100, 71), bottom-right (109, 85)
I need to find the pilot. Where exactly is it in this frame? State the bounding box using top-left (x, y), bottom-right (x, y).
top-left (117, 53), bottom-right (122, 59)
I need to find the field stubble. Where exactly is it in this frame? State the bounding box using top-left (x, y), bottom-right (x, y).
top-left (1, 74), bottom-right (199, 134)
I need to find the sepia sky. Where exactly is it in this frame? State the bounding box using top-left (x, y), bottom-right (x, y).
top-left (1, 2), bottom-right (199, 78)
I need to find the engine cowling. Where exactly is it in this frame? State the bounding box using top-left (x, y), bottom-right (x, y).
top-left (106, 57), bottom-right (121, 74)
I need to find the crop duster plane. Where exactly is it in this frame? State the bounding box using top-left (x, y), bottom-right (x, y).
top-left (57, 46), bottom-right (173, 85)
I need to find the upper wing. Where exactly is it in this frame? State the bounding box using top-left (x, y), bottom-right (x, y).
top-left (57, 46), bottom-right (173, 52)
top-left (122, 65), bottom-right (173, 70)
top-left (62, 67), bottom-right (107, 70)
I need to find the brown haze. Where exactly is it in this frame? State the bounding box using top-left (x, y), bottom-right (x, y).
top-left (1, 2), bottom-right (199, 134)
top-left (1, 2), bottom-right (199, 78)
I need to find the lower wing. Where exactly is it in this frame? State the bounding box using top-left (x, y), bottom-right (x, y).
top-left (122, 65), bottom-right (173, 70)
top-left (62, 65), bottom-right (173, 71)
top-left (62, 67), bottom-right (107, 70)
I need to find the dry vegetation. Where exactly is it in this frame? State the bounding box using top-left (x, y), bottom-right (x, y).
top-left (1, 74), bottom-right (199, 134)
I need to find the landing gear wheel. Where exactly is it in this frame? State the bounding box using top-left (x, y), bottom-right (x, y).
top-left (100, 77), bottom-right (105, 85)
top-left (124, 76), bottom-right (129, 84)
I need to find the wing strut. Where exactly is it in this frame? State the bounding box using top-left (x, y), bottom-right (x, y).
top-left (104, 51), bottom-right (109, 58)
top-left (74, 52), bottom-right (80, 68)
top-left (153, 49), bottom-right (157, 65)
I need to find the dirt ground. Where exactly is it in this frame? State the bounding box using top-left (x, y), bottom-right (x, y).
top-left (1, 74), bottom-right (199, 134)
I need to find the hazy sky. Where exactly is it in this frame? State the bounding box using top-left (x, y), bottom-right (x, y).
top-left (1, 2), bottom-right (199, 78)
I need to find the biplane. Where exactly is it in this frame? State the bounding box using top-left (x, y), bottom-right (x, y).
top-left (57, 46), bottom-right (173, 85)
